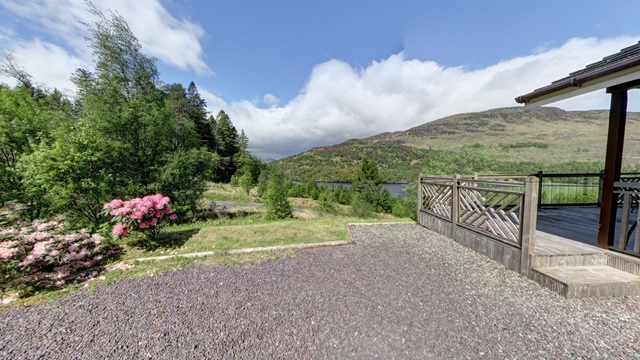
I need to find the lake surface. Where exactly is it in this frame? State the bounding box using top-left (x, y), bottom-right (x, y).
top-left (294, 181), bottom-right (410, 198)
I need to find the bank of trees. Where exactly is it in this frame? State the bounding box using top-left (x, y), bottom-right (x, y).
top-left (0, 8), bottom-right (253, 228)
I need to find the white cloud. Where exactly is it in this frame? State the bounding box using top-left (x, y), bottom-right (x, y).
top-left (0, 0), bottom-right (211, 75)
top-left (0, 39), bottom-right (86, 93)
top-left (263, 93), bottom-right (280, 106)
top-left (203, 36), bottom-right (639, 160)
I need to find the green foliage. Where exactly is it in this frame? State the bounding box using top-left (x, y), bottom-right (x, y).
top-left (263, 169), bottom-right (293, 220)
top-left (0, 85), bottom-right (67, 211)
top-left (350, 192), bottom-right (375, 218)
top-left (5, 8), bottom-right (223, 228)
top-left (500, 141), bottom-right (549, 150)
top-left (316, 191), bottom-right (338, 214)
top-left (158, 148), bottom-right (220, 216)
top-left (391, 182), bottom-right (418, 220)
top-left (257, 170), bottom-right (270, 197)
top-left (238, 171), bottom-right (254, 195)
top-left (214, 110), bottom-right (238, 158)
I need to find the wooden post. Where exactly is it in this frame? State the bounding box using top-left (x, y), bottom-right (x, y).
top-left (417, 174), bottom-right (423, 221)
top-left (536, 171), bottom-right (543, 208)
top-left (520, 176), bottom-right (539, 276)
top-left (598, 89), bottom-right (628, 248)
top-left (618, 192), bottom-right (631, 250)
top-left (451, 175), bottom-right (460, 238)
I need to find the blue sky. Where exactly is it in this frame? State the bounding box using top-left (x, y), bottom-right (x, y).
top-left (1, 0), bottom-right (639, 159)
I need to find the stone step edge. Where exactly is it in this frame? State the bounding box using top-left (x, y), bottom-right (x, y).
top-left (530, 253), bottom-right (609, 268)
top-left (531, 265), bottom-right (640, 299)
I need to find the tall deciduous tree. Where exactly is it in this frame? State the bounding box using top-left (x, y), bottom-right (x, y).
top-left (18, 6), bottom-right (209, 226)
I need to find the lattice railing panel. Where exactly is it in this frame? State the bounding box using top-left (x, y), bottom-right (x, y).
top-left (617, 178), bottom-right (640, 206)
top-left (421, 181), bottom-right (452, 219)
top-left (615, 182), bottom-right (640, 253)
top-left (457, 186), bottom-right (524, 244)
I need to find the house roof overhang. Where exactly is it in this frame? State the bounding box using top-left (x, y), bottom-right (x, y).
top-left (515, 41), bottom-right (640, 107)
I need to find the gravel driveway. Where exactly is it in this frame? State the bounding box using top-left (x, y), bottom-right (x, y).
top-left (2, 223), bottom-right (640, 359)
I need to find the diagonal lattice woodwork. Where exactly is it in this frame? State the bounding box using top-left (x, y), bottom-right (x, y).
top-left (615, 182), bottom-right (640, 253)
top-left (457, 186), bottom-right (523, 244)
top-left (421, 182), bottom-right (452, 219)
top-left (617, 178), bottom-right (640, 206)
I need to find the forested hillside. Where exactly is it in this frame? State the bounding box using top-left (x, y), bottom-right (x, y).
top-left (275, 107), bottom-right (640, 182)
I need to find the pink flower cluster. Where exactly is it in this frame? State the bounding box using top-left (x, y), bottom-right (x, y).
top-left (103, 194), bottom-right (177, 241)
top-left (0, 220), bottom-right (123, 290)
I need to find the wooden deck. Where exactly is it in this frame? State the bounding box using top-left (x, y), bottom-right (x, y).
top-left (536, 207), bottom-right (635, 250)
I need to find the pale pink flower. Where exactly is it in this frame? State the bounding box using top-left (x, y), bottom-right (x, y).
top-left (111, 223), bottom-right (128, 237)
top-left (169, 214), bottom-right (177, 221)
top-left (18, 255), bottom-right (35, 267)
top-left (132, 210), bottom-right (144, 220)
top-left (31, 240), bottom-right (53, 258)
top-left (138, 221), bottom-right (149, 229)
top-left (0, 246), bottom-right (19, 259)
top-left (64, 248), bottom-right (87, 261)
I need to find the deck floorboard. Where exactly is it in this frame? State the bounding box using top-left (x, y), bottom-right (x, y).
top-left (536, 207), bottom-right (636, 250)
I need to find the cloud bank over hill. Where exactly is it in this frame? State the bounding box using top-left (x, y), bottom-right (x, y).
top-left (204, 36), bottom-right (638, 159)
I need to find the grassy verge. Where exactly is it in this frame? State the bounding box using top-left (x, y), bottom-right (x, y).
top-left (1, 183), bottom-right (413, 310)
top-left (202, 182), bottom-right (260, 203)
top-left (122, 216), bottom-right (405, 260)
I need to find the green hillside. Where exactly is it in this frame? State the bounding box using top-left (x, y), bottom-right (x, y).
top-left (275, 107), bottom-right (640, 182)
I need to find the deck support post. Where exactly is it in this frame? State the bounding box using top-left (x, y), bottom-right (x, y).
top-left (598, 89), bottom-right (628, 249)
top-left (520, 176), bottom-right (539, 275)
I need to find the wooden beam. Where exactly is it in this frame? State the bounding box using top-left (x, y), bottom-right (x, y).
top-left (598, 89), bottom-right (628, 248)
top-left (606, 78), bottom-right (640, 93)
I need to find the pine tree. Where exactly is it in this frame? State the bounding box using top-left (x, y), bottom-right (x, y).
top-left (215, 110), bottom-right (238, 158)
top-left (186, 81), bottom-right (215, 151)
top-left (237, 129), bottom-right (249, 156)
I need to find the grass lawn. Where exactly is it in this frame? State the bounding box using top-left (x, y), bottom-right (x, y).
top-left (122, 216), bottom-right (406, 260)
top-left (1, 183), bottom-right (413, 310)
top-left (202, 182), bottom-right (260, 203)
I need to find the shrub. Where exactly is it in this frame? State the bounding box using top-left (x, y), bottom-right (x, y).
top-left (317, 191), bottom-right (338, 214)
top-left (158, 149), bottom-right (219, 216)
top-left (350, 193), bottom-right (376, 218)
top-left (103, 194), bottom-right (177, 242)
top-left (0, 220), bottom-right (123, 292)
top-left (263, 170), bottom-right (293, 220)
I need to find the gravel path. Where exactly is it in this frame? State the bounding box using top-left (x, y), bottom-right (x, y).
top-left (2, 223), bottom-right (640, 359)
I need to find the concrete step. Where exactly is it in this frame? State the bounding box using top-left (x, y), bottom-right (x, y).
top-left (531, 265), bottom-right (640, 299)
top-left (530, 252), bottom-right (608, 268)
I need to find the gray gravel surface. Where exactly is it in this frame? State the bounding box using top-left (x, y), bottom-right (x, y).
top-left (2, 223), bottom-right (640, 359)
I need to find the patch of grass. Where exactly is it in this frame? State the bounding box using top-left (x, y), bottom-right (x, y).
top-left (122, 216), bottom-right (396, 260)
top-left (203, 182), bottom-right (260, 203)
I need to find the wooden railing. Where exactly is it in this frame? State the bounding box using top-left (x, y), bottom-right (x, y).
top-left (614, 182), bottom-right (640, 255)
top-left (457, 181), bottom-right (525, 245)
top-left (419, 175), bottom-right (538, 274)
top-left (420, 176), bottom-right (528, 246)
top-left (533, 171), bottom-right (640, 208)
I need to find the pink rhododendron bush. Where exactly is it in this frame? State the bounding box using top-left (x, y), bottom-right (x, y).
top-left (0, 220), bottom-right (123, 292)
top-left (103, 194), bottom-right (177, 244)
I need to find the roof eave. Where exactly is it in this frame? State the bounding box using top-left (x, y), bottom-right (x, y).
top-left (515, 57), bottom-right (640, 107)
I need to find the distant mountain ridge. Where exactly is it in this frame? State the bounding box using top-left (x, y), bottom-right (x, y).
top-left (275, 107), bottom-right (640, 182)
